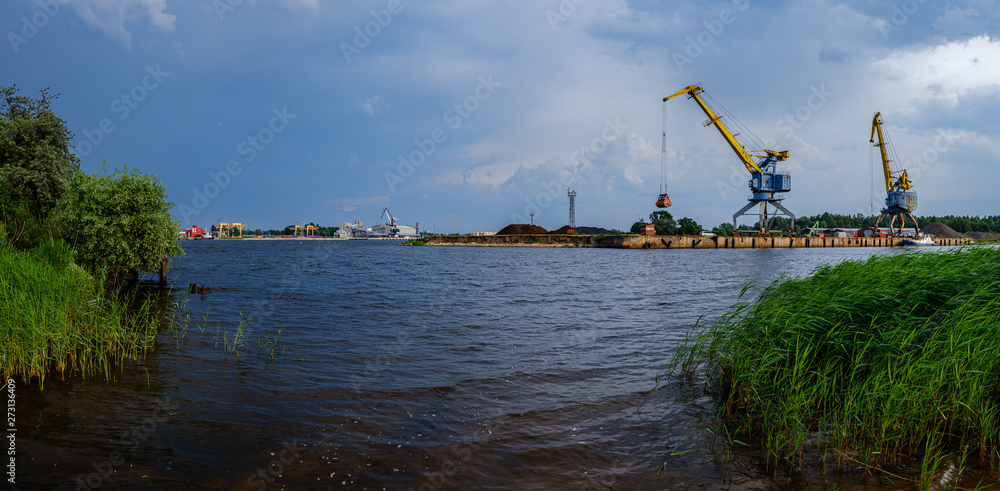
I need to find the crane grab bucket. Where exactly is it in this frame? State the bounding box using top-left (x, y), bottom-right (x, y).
top-left (655, 194), bottom-right (672, 208)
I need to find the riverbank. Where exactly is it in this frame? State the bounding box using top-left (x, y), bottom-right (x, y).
top-left (0, 241), bottom-right (160, 386)
top-left (669, 246), bottom-right (1000, 487)
top-left (422, 234), bottom-right (971, 248)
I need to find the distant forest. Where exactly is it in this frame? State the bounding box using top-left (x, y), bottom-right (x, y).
top-left (768, 213), bottom-right (1000, 234)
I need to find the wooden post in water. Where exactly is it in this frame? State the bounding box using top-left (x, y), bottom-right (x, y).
top-left (160, 250), bottom-right (167, 288)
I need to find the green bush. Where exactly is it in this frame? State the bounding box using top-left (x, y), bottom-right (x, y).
top-left (54, 165), bottom-right (183, 274)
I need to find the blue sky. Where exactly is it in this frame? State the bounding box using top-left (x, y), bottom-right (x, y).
top-left (3, 0), bottom-right (998, 233)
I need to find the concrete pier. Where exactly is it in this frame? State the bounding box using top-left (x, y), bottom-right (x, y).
top-left (421, 234), bottom-right (971, 249)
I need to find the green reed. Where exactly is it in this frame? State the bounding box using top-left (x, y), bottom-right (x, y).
top-left (669, 246), bottom-right (1000, 483)
top-left (0, 241), bottom-right (160, 387)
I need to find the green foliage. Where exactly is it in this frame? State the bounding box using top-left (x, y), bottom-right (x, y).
top-left (670, 247), bottom-right (1000, 477)
top-left (649, 210), bottom-right (677, 235)
top-left (677, 217), bottom-right (702, 235)
top-left (54, 165), bottom-right (183, 274)
top-left (711, 222), bottom-right (734, 236)
top-left (26, 238), bottom-right (74, 270)
top-left (0, 244), bottom-right (160, 385)
top-left (0, 196), bottom-right (54, 250)
top-left (0, 86), bottom-right (80, 219)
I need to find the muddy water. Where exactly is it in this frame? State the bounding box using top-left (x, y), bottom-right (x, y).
top-left (15, 241), bottom-right (940, 489)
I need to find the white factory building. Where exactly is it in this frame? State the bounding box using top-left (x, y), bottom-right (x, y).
top-left (336, 220), bottom-right (419, 238)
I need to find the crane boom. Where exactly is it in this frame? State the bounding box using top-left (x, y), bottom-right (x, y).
top-left (665, 85), bottom-right (779, 175)
top-left (870, 112), bottom-right (912, 193)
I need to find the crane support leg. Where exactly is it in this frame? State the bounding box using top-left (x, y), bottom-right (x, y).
top-left (873, 213), bottom-right (887, 233)
top-left (732, 201), bottom-right (758, 231)
top-left (905, 212), bottom-right (920, 235)
top-left (772, 201), bottom-right (795, 227)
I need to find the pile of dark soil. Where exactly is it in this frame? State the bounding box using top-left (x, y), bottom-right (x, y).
top-left (546, 225), bottom-right (614, 234)
top-left (920, 222), bottom-right (965, 238)
top-left (497, 224), bottom-right (548, 235)
top-left (574, 226), bottom-right (613, 235)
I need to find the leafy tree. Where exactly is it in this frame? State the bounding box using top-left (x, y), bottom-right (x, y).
top-left (649, 210), bottom-right (677, 235)
top-left (711, 222), bottom-right (734, 236)
top-left (629, 219), bottom-right (648, 234)
top-left (677, 217), bottom-right (702, 235)
top-left (0, 86), bottom-right (80, 218)
top-left (54, 165), bottom-right (183, 274)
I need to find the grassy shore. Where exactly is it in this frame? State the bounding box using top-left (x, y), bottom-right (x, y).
top-left (0, 240), bottom-right (159, 386)
top-left (670, 246), bottom-right (1000, 484)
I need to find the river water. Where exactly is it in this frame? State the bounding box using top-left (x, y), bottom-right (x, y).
top-left (17, 241), bottom-right (934, 489)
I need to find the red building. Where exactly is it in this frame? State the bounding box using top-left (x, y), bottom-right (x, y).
top-left (184, 225), bottom-right (207, 238)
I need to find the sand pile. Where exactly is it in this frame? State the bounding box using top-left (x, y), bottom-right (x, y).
top-left (497, 224), bottom-right (548, 235)
top-left (920, 222), bottom-right (964, 238)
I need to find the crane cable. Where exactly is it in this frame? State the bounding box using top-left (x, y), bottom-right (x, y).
top-left (702, 92), bottom-right (767, 153)
top-left (661, 100), bottom-right (667, 194)
top-left (870, 141), bottom-right (875, 215)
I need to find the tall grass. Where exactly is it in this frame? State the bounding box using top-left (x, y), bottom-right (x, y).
top-left (669, 246), bottom-right (1000, 482)
top-left (0, 240), bottom-right (159, 386)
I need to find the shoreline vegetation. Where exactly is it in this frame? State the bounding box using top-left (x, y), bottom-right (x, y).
top-left (668, 246), bottom-right (1000, 486)
top-left (0, 240), bottom-right (160, 387)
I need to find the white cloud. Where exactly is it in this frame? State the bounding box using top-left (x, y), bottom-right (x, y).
top-left (354, 96), bottom-right (386, 116)
top-left (62, 0), bottom-right (176, 48)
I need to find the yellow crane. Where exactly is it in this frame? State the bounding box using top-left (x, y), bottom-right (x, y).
top-left (870, 112), bottom-right (918, 236)
top-left (663, 85), bottom-right (794, 235)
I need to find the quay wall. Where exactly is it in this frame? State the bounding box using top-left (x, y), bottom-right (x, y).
top-left (422, 235), bottom-right (971, 249)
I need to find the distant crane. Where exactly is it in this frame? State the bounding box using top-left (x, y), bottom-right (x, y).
top-left (870, 112), bottom-right (918, 236)
top-left (380, 207), bottom-right (400, 237)
top-left (664, 85), bottom-right (794, 235)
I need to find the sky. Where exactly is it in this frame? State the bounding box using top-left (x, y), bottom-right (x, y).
top-left (2, 0), bottom-right (999, 233)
